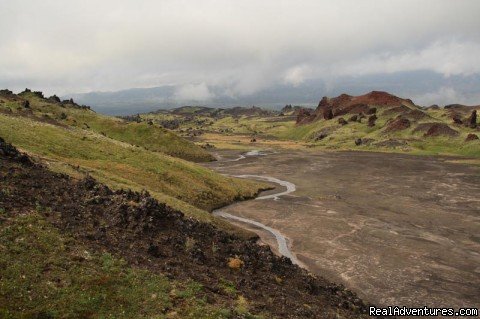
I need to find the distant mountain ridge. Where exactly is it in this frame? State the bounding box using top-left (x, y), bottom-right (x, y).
top-left (65, 71), bottom-right (480, 115)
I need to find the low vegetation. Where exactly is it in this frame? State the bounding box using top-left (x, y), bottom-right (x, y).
top-left (0, 213), bottom-right (261, 319)
top-left (1, 89), bottom-right (215, 162)
top-left (141, 92), bottom-right (480, 158)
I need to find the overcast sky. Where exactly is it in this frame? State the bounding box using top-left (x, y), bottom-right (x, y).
top-left (1, 0), bottom-right (480, 105)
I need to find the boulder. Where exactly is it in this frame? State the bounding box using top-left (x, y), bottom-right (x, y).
top-left (0, 89), bottom-right (14, 96)
top-left (452, 114), bottom-right (463, 125)
top-left (466, 110), bottom-right (477, 128)
top-left (348, 115), bottom-right (358, 122)
top-left (355, 138), bottom-right (374, 146)
top-left (367, 114), bottom-right (377, 127)
top-left (48, 95), bottom-right (61, 103)
top-left (338, 118), bottom-right (348, 125)
top-left (384, 116), bottom-right (411, 132)
top-left (314, 133), bottom-right (328, 141)
top-left (465, 133), bottom-right (479, 142)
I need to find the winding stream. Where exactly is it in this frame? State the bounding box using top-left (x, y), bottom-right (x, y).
top-left (212, 152), bottom-right (300, 265)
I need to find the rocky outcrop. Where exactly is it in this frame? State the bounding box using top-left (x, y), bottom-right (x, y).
top-left (465, 133), bottom-right (479, 142)
top-left (296, 108), bottom-right (314, 124)
top-left (452, 114), bottom-right (463, 125)
top-left (385, 116), bottom-right (411, 132)
top-left (298, 91), bottom-right (415, 125)
top-left (47, 95), bottom-right (62, 103)
top-left (367, 114), bottom-right (377, 127)
top-left (466, 110), bottom-right (477, 128)
top-left (281, 104), bottom-right (293, 113)
top-left (423, 123), bottom-right (459, 137)
top-left (0, 137), bottom-right (33, 165)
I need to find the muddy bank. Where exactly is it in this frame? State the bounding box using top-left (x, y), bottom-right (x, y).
top-left (0, 138), bottom-right (378, 319)
top-left (206, 149), bottom-right (480, 309)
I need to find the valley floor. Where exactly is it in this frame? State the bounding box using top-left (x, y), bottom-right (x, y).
top-left (205, 148), bottom-right (480, 309)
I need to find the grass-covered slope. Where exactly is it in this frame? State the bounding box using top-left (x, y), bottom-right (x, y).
top-left (0, 114), bottom-right (262, 216)
top-left (1, 89), bottom-right (214, 162)
top-left (140, 96), bottom-right (480, 158)
top-left (279, 106), bottom-right (480, 157)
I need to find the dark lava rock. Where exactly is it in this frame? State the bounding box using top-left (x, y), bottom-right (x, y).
top-left (21, 100), bottom-right (30, 108)
top-left (367, 114), bottom-right (377, 127)
top-left (315, 132), bottom-right (328, 141)
top-left (281, 104), bottom-right (293, 113)
top-left (355, 138), bottom-right (375, 146)
top-left (366, 107), bottom-right (377, 115)
top-left (0, 137), bottom-right (33, 165)
top-left (466, 110), bottom-right (477, 128)
top-left (465, 133), bottom-right (479, 142)
top-left (48, 95), bottom-right (61, 103)
top-left (452, 114), bottom-right (463, 125)
top-left (385, 116), bottom-right (411, 132)
top-left (323, 108), bottom-right (334, 120)
top-left (338, 118), bottom-right (348, 125)
top-left (424, 123), bottom-right (459, 137)
top-left (0, 89), bottom-right (14, 96)
top-left (295, 108), bottom-right (313, 124)
top-left (348, 115), bottom-right (358, 122)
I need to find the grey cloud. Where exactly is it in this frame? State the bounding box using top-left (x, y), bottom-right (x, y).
top-left (0, 0), bottom-right (479, 103)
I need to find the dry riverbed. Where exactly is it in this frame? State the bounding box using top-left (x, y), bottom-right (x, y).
top-left (205, 149), bottom-right (480, 309)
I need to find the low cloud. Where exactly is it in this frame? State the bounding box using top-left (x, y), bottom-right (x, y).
top-left (412, 87), bottom-right (480, 106)
top-left (174, 83), bottom-right (214, 101)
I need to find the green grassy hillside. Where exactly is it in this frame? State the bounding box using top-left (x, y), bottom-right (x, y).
top-left (0, 114), bottom-right (263, 215)
top-left (278, 107), bottom-right (480, 157)
top-left (141, 103), bottom-right (480, 158)
top-left (2, 90), bottom-right (214, 162)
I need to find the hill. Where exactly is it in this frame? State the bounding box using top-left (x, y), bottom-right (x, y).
top-left (0, 139), bottom-right (375, 318)
top-left (140, 91), bottom-right (480, 158)
top-left (0, 89), bottom-right (215, 162)
top-left (0, 89), bottom-right (267, 229)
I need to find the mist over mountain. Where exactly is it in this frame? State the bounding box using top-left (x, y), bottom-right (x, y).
top-left (68, 71), bottom-right (480, 115)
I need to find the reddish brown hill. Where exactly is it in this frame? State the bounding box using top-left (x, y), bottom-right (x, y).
top-left (297, 91), bottom-right (415, 125)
